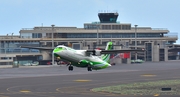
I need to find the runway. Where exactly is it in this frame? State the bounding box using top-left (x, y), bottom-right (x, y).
top-left (0, 61), bottom-right (180, 97)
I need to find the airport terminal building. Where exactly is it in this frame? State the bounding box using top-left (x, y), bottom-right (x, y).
top-left (0, 12), bottom-right (179, 65)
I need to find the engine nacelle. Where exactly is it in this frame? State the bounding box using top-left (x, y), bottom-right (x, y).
top-left (94, 50), bottom-right (101, 56)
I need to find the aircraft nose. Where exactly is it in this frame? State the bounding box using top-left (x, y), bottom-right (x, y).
top-left (53, 47), bottom-right (63, 53)
top-left (53, 47), bottom-right (63, 57)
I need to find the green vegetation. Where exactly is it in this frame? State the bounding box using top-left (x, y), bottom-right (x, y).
top-left (92, 80), bottom-right (180, 95)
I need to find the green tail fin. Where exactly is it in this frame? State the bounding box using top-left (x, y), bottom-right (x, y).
top-left (101, 42), bottom-right (113, 63)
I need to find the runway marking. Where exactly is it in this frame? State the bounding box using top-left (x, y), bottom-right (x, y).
top-left (57, 77), bottom-right (180, 96)
top-left (19, 90), bottom-right (31, 93)
top-left (73, 80), bottom-right (92, 82)
top-left (0, 95), bottom-right (9, 97)
top-left (4, 70), bottom-right (180, 96)
top-left (5, 77), bottom-right (180, 96)
top-left (141, 74), bottom-right (156, 77)
top-left (154, 94), bottom-right (160, 96)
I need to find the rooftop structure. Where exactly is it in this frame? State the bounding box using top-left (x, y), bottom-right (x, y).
top-left (98, 12), bottom-right (119, 23)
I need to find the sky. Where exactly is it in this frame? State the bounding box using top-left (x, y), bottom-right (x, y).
top-left (1, 0), bottom-right (180, 43)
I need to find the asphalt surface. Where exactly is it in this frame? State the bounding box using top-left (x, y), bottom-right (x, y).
top-left (0, 61), bottom-right (180, 97)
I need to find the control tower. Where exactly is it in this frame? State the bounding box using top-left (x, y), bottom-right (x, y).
top-left (98, 12), bottom-right (119, 23)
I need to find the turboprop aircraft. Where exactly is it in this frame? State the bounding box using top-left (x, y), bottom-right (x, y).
top-left (21, 42), bottom-right (144, 71)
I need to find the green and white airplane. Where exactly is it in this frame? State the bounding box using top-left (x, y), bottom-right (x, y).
top-left (21, 42), bottom-right (144, 71)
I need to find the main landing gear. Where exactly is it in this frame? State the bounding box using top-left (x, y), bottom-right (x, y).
top-left (87, 64), bottom-right (92, 71)
top-left (67, 62), bottom-right (92, 71)
top-left (67, 62), bottom-right (73, 71)
top-left (68, 65), bottom-right (73, 71)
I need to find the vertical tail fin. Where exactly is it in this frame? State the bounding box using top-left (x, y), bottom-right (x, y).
top-left (101, 42), bottom-right (113, 63)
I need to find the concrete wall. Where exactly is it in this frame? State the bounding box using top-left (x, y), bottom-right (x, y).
top-left (127, 52), bottom-right (132, 64)
top-left (127, 58), bottom-right (131, 64)
top-left (114, 46), bottom-right (122, 50)
top-left (112, 58), bottom-right (122, 64)
top-left (82, 46), bottom-right (88, 50)
top-left (41, 51), bottom-right (51, 60)
top-left (21, 33), bottom-right (32, 38)
top-left (164, 47), bottom-right (168, 61)
top-left (153, 45), bottom-right (159, 62)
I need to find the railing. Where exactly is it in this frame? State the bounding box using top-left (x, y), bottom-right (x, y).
top-left (164, 33), bottom-right (178, 38)
top-left (21, 28), bottom-right (34, 30)
top-left (0, 37), bottom-right (20, 39)
top-left (0, 36), bottom-right (177, 40)
top-left (21, 27), bottom-right (79, 31)
top-left (152, 28), bottom-right (168, 30)
top-left (0, 52), bottom-right (40, 54)
top-left (164, 35), bottom-right (178, 38)
top-left (0, 48), bottom-right (40, 54)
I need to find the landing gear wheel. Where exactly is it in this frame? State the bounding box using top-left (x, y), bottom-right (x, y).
top-left (87, 65), bottom-right (92, 71)
top-left (57, 62), bottom-right (60, 65)
top-left (68, 65), bottom-right (73, 71)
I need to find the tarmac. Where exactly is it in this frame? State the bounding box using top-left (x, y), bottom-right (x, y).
top-left (0, 61), bottom-right (180, 97)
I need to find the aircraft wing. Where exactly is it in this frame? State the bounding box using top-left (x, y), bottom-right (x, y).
top-left (100, 49), bottom-right (145, 54)
top-left (86, 49), bottom-right (145, 55)
top-left (20, 46), bottom-right (53, 50)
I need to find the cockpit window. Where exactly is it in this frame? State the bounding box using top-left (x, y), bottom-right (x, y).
top-left (56, 47), bottom-right (67, 50)
top-left (62, 47), bottom-right (67, 50)
top-left (53, 47), bottom-right (66, 53)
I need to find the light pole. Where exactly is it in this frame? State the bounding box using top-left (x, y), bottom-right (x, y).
top-left (11, 33), bottom-right (13, 39)
top-left (51, 24), bottom-right (55, 65)
top-left (135, 25), bottom-right (138, 60)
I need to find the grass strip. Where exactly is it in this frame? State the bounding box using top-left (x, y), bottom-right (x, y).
top-left (92, 79), bottom-right (180, 95)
